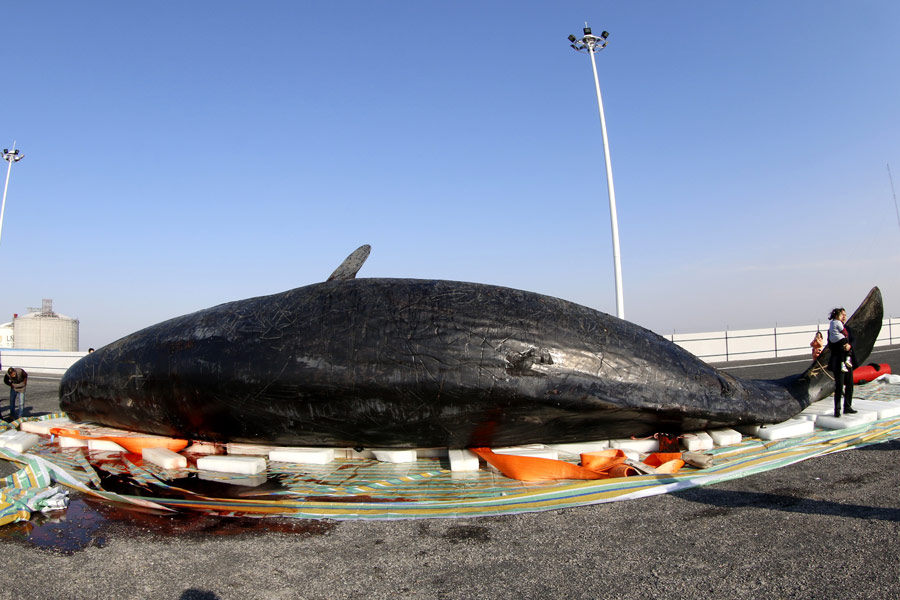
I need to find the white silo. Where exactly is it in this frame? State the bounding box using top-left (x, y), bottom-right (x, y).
top-left (0, 322), bottom-right (12, 348)
top-left (13, 299), bottom-right (80, 351)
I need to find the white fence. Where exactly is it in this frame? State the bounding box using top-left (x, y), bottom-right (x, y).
top-left (669, 317), bottom-right (900, 363)
top-left (0, 349), bottom-right (87, 377)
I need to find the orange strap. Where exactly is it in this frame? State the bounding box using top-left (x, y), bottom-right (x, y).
top-left (471, 447), bottom-right (685, 482)
top-left (49, 427), bottom-right (189, 454)
top-left (470, 448), bottom-right (607, 481)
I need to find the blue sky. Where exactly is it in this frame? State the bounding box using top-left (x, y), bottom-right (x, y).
top-left (3, 1), bottom-right (899, 351)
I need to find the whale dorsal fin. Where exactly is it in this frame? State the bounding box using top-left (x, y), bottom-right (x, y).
top-left (327, 245), bottom-right (371, 281)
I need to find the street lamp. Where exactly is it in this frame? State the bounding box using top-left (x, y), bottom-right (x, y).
top-left (569, 25), bottom-right (625, 320)
top-left (1, 144), bottom-right (24, 247)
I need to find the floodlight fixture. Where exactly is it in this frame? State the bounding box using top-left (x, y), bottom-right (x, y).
top-left (2, 149), bottom-right (24, 163)
top-left (1, 144), bottom-right (25, 247)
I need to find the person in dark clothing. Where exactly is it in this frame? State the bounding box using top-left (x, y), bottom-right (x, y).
top-left (826, 308), bottom-right (857, 418)
top-left (3, 367), bottom-right (27, 422)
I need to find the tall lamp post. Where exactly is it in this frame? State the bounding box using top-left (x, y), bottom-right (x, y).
top-left (1, 144), bottom-right (24, 246)
top-left (568, 25), bottom-right (624, 320)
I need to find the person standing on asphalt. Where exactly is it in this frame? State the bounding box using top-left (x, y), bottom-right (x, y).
top-left (4, 367), bottom-right (27, 422)
top-left (827, 308), bottom-right (858, 418)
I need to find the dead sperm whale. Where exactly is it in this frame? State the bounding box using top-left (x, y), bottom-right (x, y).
top-left (59, 248), bottom-right (883, 448)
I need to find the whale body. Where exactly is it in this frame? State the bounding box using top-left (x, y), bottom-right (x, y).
top-left (58, 251), bottom-right (883, 448)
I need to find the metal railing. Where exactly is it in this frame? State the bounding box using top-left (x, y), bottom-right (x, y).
top-left (668, 317), bottom-right (900, 363)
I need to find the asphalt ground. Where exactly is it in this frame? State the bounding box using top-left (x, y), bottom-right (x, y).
top-left (0, 348), bottom-right (898, 600)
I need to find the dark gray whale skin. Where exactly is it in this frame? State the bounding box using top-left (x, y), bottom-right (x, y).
top-left (58, 280), bottom-right (883, 448)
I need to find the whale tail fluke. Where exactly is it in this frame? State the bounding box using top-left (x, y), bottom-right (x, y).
top-left (778, 286), bottom-right (884, 407)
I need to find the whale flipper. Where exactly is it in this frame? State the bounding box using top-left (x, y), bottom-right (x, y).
top-left (327, 245), bottom-right (371, 281)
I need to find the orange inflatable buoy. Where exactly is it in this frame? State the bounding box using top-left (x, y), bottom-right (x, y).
top-left (469, 447), bottom-right (686, 482)
top-left (470, 448), bottom-right (606, 481)
top-left (49, 427), bottom-right (189, 454)
top-left (852, 363), bottom-right (892, 384)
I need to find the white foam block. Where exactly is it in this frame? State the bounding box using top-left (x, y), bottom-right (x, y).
top-left (681, 431), bottom-right (714, 452)
top-left (547, 440), bottom-right (610, 456)
top-left (197, 455), bottom-right (267, 475)
top-left (226, 443), bottom-right (282, 456)
top-left (757, 419), bottom-right (815, 441)
top-left (852, 400), bottom-right (900, 420)
top-left (492, 446), bottom-right (559, 460)
top-left (269, 448), bottom-right (335, 465)
top-left (0, 429), bottom-right (21, 447)
top-left (799, 400), bottom-right (837, 422)
top-left (448, 449), bottom-right (480, 472)
top-left (610, 438), bottom-right (659, 453)
top-left (372, 449), bottom-right (417, 463)
top-left (57, 436), bottom-right (89, 448)
top-left (4, 432), bottom-right (39, 453)
top-left (88, 439), bottom-right (127, 452)
top-left (708, 428), bottom-right (742, 447)
top-left (20, 417), bottom-right (76, 435)
top-left (142, 447), bottom-right (188, 469)
top-left (735, 424), bottom-right (761, 436)
top-left (814, 411), bottom-right (878, 430)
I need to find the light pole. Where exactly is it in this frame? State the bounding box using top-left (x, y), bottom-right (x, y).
top-left (568, 25), bottom-right (624, 320)
top-left (1, 144), bottom-right (24, 246)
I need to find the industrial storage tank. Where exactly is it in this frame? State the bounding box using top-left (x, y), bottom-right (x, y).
top-left (13, 299), bottom-right (79, 351)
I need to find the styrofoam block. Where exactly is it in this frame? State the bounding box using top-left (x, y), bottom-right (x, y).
top-left (88, 439), bottom-right (128, 452)
top-left (0, 429), bottom-right (21, 447)
top-left (492, 446), bottom-right (559, 461)
top-left (547, 440), bottom-right (610, 456)
top-left (57, 436), bottom-right (89, 448)
top-left (708, 428), bottom-right (742, 447)
top-left (226, 443), bottom-right (283, 456)
top-left (372, 449), bottom-right (417, 463)
top-left (142, 447), bottom-right (188, 469)
top-left (197, 455), bottom-right (267, 475)
top-left (814, 411), bottom-right (878, 430)
top-left (448, 449), bottom-right (480, 472)
top-left (269, 448), bottom-right (335, 465)
top-left (799, 400), bottom-right (836, 421)
top-left (20, 417), bottom-right (75, 435)
top-left (852, 400), bottom-right (900, 420)
top-left (610, 438), bottom-right (659, 453)
top-left (757, 419), bottom-right (815, 441)
top-left (681, 431), bottom-right (714, 452)
top-left (735, 424), bottom-right (761, 436)
top-left (4, 432), bottom-right (39, 453)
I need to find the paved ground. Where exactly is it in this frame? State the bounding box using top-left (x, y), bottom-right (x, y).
top-left (0, 349), bottom-right (898, 599)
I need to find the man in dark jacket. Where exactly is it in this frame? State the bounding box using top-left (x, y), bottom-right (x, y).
top-left (4, 367), bottom-right (27, 421)
top-left (827, 308), bottom-right (858, 418)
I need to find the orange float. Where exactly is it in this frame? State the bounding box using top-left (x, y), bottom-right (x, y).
top-left (49, 427), bottom-right (189, 454)
top-left (853, 363), bottom-right (892, 384)
top-left (470, 447), bottom-right (685, 482)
